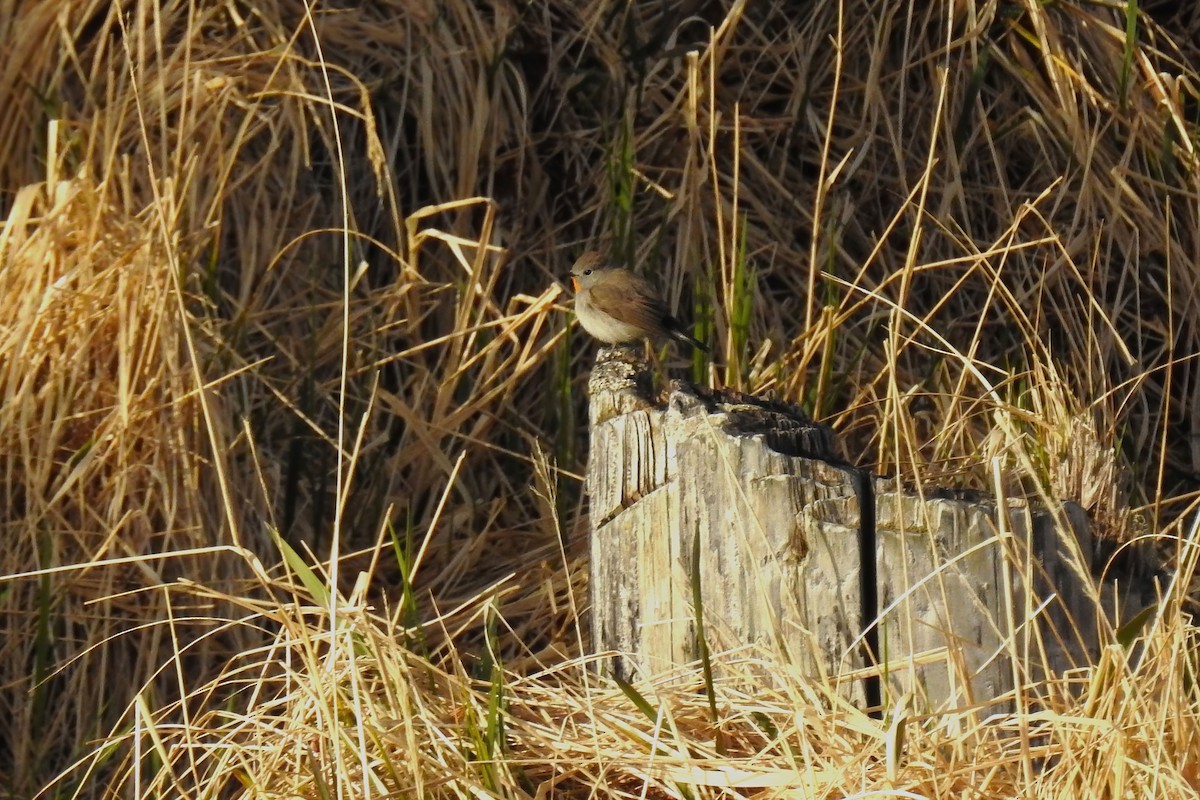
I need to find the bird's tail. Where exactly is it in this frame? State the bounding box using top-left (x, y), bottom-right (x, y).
top-left (671, 328), bottom-right (709, 353)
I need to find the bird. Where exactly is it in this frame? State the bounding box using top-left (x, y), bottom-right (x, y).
top-left (568, 251), bottom-right (707, 352)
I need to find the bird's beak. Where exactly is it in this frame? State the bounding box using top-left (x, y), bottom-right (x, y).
top-left (570, 276), bottom-right (581, 292)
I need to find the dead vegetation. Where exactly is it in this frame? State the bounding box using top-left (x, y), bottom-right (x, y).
top-left (0, 0), bottom-right (1198, 797)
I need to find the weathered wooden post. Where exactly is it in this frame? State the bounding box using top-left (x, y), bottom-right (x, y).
top-left (586, 347), bottom-right (1127, 706)
top-left (872, 485), bottom-right (1096, 705)
top-left (586, 346), bottom-right (869, 695)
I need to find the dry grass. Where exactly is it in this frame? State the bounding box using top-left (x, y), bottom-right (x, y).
top-left (1, 0), bottom-right (1199, 797)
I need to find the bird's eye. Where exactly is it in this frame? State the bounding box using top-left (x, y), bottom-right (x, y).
top-left (583, 268), bottom-right (592, 276)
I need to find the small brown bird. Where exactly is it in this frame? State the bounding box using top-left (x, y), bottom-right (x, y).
top-left (569, 251), bottom-right (707, 351)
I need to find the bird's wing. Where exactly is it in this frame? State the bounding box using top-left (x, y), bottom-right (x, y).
top-left (588, 276), bottom-right (669, 332)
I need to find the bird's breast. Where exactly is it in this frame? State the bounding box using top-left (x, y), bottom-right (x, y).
top-left (575, 291), bottom-right (650, 343)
